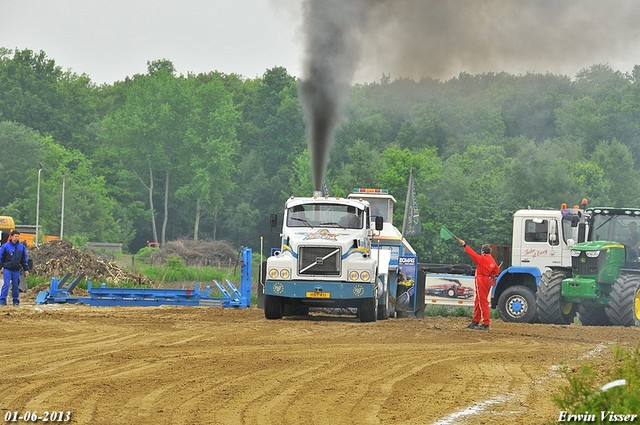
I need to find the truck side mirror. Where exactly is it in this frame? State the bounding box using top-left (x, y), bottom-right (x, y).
top-left (270, 213), bottom-right (278, 228)
top-left (578, 222), bottom-right (586, 242)
top-left (375, 216), bottom-right (384, 231)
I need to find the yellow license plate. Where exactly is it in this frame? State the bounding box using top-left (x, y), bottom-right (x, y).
top-left (306, 291), bottom-right (330, 299)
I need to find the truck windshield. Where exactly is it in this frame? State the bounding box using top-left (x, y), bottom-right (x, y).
top-left (287, 204), bottom-right (363, 229)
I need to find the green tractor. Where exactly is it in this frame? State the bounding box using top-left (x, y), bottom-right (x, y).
top-left (536, 207), bottom-right (640, 326)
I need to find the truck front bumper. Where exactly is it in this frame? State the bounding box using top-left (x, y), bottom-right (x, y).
top-left (264, 280), bottom-right (375, 300)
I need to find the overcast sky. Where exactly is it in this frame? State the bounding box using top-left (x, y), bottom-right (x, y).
top-left (2, 0), bottom-right (640, 85)
top-left (1, 0), bottom-right (305, 84)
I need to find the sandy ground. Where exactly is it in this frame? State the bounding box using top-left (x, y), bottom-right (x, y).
top-left (0, 296), bottom-right (638, 425)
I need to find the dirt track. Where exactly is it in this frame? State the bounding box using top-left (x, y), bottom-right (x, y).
top-left (0, 300), bottom-right (638, 425)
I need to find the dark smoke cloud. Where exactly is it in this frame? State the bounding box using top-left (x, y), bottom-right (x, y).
top-left (359, 0), bottom-right (640, 80)
top-left (297, 0), bottom-right (640, 192)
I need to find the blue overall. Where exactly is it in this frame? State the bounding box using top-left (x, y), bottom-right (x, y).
top-left (0, 241), bottom-right (29, 306)
top-left (1, 268), bottom-right (21, 305)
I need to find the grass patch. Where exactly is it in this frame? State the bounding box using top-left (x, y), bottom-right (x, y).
top-left (555, 344), bottom-right (640, 416)
top-left (424, 305), bottom-right (473, 317)
top-left (136, 256), bottom-right (240, 284)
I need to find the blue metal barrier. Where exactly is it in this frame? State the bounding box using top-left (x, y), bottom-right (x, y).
top-left (35, 247), bottom-right (253, 308)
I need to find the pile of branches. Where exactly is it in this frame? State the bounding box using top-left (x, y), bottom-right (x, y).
top-left (29, 240), bottom-right (152, 285)
top-left (152, 239), bottom-right (239, 267)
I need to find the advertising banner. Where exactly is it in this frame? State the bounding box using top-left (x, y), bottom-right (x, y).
top-left (396, 255), bottom-right (417, 311)
top-left (425, 273), bottom-right (476, 306)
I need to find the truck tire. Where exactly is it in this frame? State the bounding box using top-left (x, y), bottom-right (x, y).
top-left (358, 298), bottom-right (378, 323)
top-left (264, 295), bottom-right (284, 320)
top-left (536, 270), bottom-right (576, 324)
top-left (497, 285), bottom-right (537, 323)
top-left (578, 304), bottom-right (611, 326)
top-left (377, 287), bottom-right (391, 320)
top-left (606, 273), bottom-right (640, 326)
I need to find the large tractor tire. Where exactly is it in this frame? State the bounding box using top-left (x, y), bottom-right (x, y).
top-left (358, 297), bottom-right (378, 323)
top-left (264, 295), bottom-right (284, 320)
top-left (606, 273), bottom-right (640, 326)
top-left (497, 285), bottom-right (537, 323)
top-left (536, 270), bottom-right (576, 324)
top-left (578, 304), bottom-right (611, 326)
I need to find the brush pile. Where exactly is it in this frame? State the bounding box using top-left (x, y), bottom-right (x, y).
top-left (29, 240), bottom-right (151, 285)
top-left (152, 239), bottom-right (239, 267)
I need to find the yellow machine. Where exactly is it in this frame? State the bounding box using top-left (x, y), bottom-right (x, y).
top-left (0, 217), bottom-right (58, 246)
top-left (0, 216), bottom-right (15, 242)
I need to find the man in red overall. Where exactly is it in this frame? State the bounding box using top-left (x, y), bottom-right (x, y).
top-left (459, 239), bottom-right (499, 330)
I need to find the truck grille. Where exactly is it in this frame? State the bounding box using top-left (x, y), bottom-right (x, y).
top-left (298, 246), bottom-right (341, 276)
top-left (572, 251), bottom-right (606, 276)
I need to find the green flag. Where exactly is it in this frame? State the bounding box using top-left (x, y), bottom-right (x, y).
top-left (440, 226), bottom-right (459, 241)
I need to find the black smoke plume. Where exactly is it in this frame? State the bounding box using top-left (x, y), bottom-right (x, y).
top-left (298, 0), bottom-right (372, 192)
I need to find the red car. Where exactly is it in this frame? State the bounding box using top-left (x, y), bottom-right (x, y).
top-left (426, 279), bottom-right (474, 298)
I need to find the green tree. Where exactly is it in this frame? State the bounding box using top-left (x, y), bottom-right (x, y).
top-left (99, 60), bottom-right (192, 246)
top-left (0, 48), bottom-right (98, 153)
top-left (176, 73), bottom-right (240, 240)
top-left (0, 121), bottom-right (126, 244)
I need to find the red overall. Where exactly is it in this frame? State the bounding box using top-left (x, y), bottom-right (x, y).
top-left (464, 245), bottom-right (499, 326)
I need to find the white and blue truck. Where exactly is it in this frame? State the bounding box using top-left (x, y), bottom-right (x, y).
top-left (491, 204), bottom-right (587, 322)
top-left (263, 188), bottom-right (419, 322)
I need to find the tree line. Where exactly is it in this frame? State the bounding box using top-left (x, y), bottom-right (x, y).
top-left (2, 47), bottom-right (640, 263)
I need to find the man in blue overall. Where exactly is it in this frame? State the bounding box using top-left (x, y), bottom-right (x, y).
top-left (0, 230), bottom-right (30, 306)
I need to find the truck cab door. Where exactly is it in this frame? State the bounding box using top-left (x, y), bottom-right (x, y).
top-left (515, 216), bottom-right (562, 268)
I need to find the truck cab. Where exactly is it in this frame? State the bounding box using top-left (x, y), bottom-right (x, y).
top-left (492, 205), bottom-right (586, 323)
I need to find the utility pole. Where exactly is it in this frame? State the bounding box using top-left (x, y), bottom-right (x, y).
top-left (60, 172), bottom-right (65, 239)
top-left (35, 164), bottom-right (43, 245)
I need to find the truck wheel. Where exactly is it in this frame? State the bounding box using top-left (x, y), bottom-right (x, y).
top-left (536, 270), bottom-right (576, 324)
top-left (264, 295), bottom-right (284, 320)
top-left (358, 298), bottom-right (378, 323)
top-left (377, 287), bottom-right (390, 320)
top-left (606, 273), bottom-right (640, 326)
top-left (578, 304), bottom-right (611, 326)
top-left (497, 285), bottom-right (537, 323)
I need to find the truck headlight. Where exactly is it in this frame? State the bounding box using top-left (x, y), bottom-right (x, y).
top-left (571, 250), bottom-right (581, 257)
top-left (348, 270), bottom-right (371, 282)
top-left (268, 268), bottom-right (291, 279)
top-left (585, 250), bottom-right (601, 258)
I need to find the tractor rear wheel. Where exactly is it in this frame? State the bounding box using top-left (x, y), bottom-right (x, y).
top-left (536, 270), bottom-right (576, 324)
top-left (497, 285), bottom-right (537, 323)
top-left (578, 304), bottom-right (611, 326)
top-left (606, 273), bottom-right (640, 326)
top-left (264, 295), bottom-right (284, 320)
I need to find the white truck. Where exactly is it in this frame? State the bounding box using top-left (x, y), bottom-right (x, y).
top-left (263, 191), bottom-right (385, 322)
top-left (492, 204), bottom-right (586, 322)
